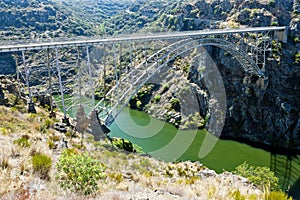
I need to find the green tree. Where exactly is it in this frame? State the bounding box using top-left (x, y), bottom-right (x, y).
top-left (56, 150), bottom-right (106, 195)
top-left (233, 162), bottom-right (280, 191)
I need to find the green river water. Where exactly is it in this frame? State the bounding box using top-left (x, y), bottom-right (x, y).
top-left (109, 107), bottom-right (300, 198)
top-left (59, 97), bottom-right (299, 198)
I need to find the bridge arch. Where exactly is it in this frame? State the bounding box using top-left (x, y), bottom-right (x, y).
top-left (94, 37), bottom-right (264, 126)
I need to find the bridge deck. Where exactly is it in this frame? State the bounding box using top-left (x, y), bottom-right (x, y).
top-left (0, 26), bottom-right (286, 53)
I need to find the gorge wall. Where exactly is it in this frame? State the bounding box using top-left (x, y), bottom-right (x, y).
top-left (131, 0), bottom-right (300, 149)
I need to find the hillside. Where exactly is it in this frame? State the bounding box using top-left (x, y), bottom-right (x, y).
top-left (0, 75), bottom-right (294, 199)
top-left (0, 76), bottom-right (287, 199)
top-left (0, 0), bottom-right (97, 40)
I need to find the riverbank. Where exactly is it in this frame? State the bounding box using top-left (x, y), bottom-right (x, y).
top-left (109, 107), bottom-right (300, 199)
top-left (0, 105), bottom-right (266, 200)
top-left (219, 135), bottom-right (300, 156)
top-left (0, 76), bottom-right (292, 199)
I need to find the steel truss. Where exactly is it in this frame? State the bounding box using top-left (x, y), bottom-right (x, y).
top-left (1, 27), bottom-right (286, 125)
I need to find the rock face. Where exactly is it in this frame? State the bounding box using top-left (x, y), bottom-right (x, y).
top-left (137, 0), bottom-right (300, 149)
top-left (0, 84), bottom-right (6, 105)
top-left (0, 53), bottom-right (15, 75)
top-left (197, 0), bottom-right (299, 149)
top-left (222, 0), bottom-right (299, 149)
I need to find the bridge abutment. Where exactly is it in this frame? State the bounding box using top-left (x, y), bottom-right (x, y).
top-left (27, 102), bottom-right (36, 113)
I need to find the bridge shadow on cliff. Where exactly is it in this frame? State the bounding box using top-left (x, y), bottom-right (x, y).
top-left (270, 153), bottom-right (300, 199)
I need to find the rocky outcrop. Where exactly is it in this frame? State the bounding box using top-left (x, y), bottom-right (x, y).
top-left (192, 0), bottom-right (300, 149)
top-left (0, 83), bottom-right (6, 105)
top-left (135, 0), bottom-right (300, 149)
top-left (0, 53), bottom-right (15, 75)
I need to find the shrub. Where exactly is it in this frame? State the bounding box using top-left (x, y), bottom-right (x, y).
top-left (153, 94), bottom-right (161, 102)
top-left (268, 0), bottom-right (276, 7)
top-left (271, 21), bottom-right (278, 26)
top-left (136, 100), bottom-right (142, 109)
top-left (231, 190), bottom-right (246, 200)
top-left (170, 98), bottom-right (180, 111)
top-left (264, 191), bottom-right (292, 200)
top-left (0, 127), bottom-right (9, 135)
top-left (295, 53), bottom-right (300, 63)
top-left (56, 150), bottom-right (106, 195)
top-left (108, 172), bottom-right (123, 184)
top-left (177, 167), bottom-right (187, 177)
top-left (162, 84), bottom-right (170, 93)
top-left (26, 113), bottom-right (37, 122)
top-left (1, 156), bottom-right (10, 170)
top-left (40, 118), bottom-right (54, 133)
top-left (182, 62), bottom-right (190, 74)
top-left (47, 140), bottom-right (55, 149)
top-left (13, 136), bottom-right (31, 148)
top-left (165, 169), bottom-right (173, 178)
top-left (233, 162), bottom-right (280, 191)
top-left (50, 135), bottom-right (60, 141)
top-left (32, 153), bottom-right (52, 179)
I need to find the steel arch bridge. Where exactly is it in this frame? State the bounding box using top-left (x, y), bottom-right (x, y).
top-left (0, 26), bottom-right (287, 134)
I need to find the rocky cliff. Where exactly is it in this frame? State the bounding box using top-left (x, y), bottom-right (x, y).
top-left (128, 0), bottom-right (300, 149)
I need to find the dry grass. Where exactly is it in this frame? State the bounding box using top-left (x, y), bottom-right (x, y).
top-left (0, 104), bottom-right (280, 200)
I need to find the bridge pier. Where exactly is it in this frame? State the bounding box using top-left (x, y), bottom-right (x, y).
top-left (28, 102), bottom-right (36, 113)
top-left (55, 48), bottom-right (67, 121)
top-left (13, 53), bottom-right (21, 97)
top-left (21, 51), bottom-right (36, 113)
top-left (113, 43), bottom-right (120, 103)
top-left (86, 46), bottom-right (95, 107)
top-left (89, 109), bottom-right (110, 141)
top-left (47, 49), bottom-right (54, 116)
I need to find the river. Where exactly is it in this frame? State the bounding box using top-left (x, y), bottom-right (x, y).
top-left (109, 107), bottom-right (300, 198)
top-left (58, 96), bottom-right (299, 198)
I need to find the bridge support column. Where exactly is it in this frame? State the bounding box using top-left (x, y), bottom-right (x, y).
top-left (21, 51), bottom-right (36, 113)
top-left (144, 42), bottom-right (148, 76)
top-left (261, 34), bottom-right (268, 72)
top-left (119, 43), bottom-right (123, 64)
top-left (55, 48), bottom-right (68, 124)
top-left (76, 47), bottom-right (83, 104)
top-left (130, 43), bottom-right (134, 89)
top-left (47, 49), bottom-right (54, 116)
top-left (14, 53), bottom-right (21, 98)
top-left (103, 44), bottom-right (107, 92)
top-left (89, 109), bottom-right (110, 141)
top-left (86, 46), bottom-right (95, 107)
top-left (113, 43), bottom-right (119, 103)
top-left (255, 32), bottom-right (259, 66)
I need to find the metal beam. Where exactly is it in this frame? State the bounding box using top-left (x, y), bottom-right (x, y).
top-left (14, 53), bottom-right (21, 97)
top-left (0, 27), bottom-right (287, 53)
top-left (55, 48), bottom-right (67, 119)
top-left (77, 47), bottom-right (82, 105)
top-left (21, 51), bottom-right (32, 103)
top-left (113, 43), bottom-right (119, 103)
top-left (86, 46), bottom-right (95, 107)
top-left (47, 49), bottom-right (54, 115)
